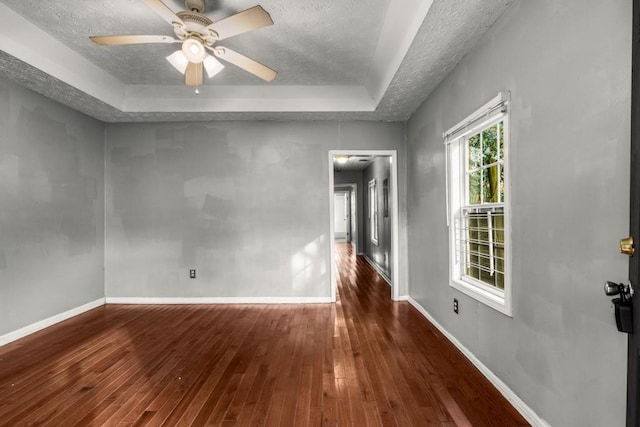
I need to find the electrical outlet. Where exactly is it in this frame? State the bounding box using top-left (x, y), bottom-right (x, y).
top-left (453, 298), bottom-right (459, 314)
top-left (189, 269), bottom-right (196, 279)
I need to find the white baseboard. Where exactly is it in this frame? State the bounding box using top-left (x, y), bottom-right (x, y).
top-left (362, 254), bottom-right (392, 286)
top-left (0, 298), bottom-right (106, 347)
top-left (406, 297), bottom-right (550, 427)
top-left (105, 296), bottom-right (333, 305)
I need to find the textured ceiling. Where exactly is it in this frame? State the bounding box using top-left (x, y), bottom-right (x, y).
top-left (0, 0), bottom-right (513, 122)
top-left (1, 0), bottom-right (388, 86)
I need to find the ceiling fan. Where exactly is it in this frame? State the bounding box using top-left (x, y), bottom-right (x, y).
top-left (90, 0), bottom-right (277, 86)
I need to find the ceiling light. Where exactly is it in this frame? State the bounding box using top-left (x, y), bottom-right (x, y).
top-left (182, 38), bottom-right (207, 64)
top-left (203, 55), bottom-right (225, 78)
top-left (166, 51), bottom-right (189, 74)
top-left (195, 88), bottom-right (200, 94)
top-left (335, 155), bottom-right (349, 164)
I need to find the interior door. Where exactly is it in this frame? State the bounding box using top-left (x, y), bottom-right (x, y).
top-left (628, 1), bottom-right (640, 425)
top-left (334, 192), bottom-right (349, 241)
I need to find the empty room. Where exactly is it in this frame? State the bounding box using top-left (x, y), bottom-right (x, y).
top-left (0, 0), bottom-right (636, 425)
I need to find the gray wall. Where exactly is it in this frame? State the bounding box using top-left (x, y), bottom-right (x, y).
top-left (0, 77), bottom-right (105, 336)
top-left (335, 170), bottom-right (365, 251)
top-left (363, 157), bottom-right (392, 278)
top-left (406, 0), bottom-right (631, 425)
top-left (105, 121), bottom-right (407, 298)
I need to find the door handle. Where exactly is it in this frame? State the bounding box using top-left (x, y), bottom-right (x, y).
top-left (604, 281), bottom-right (633, 297)
top-left (604, 281), bottom-right (634, 333)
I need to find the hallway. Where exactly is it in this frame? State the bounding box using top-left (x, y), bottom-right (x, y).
top-left (0, 243), bottom-right (528, 426)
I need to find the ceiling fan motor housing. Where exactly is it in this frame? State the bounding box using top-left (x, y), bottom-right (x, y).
top-left (174, 11), bottom-right (215, 42)
top-left (185, 0), bottom-right (206, 13)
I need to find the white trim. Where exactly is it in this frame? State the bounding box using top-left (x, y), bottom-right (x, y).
top-left (366, 0), bottom-right (434, 104)
top-left (363, 254), bottom-right (392, 286)
top-left (0, 3), bottom-right (125, 109)
top-left (447, 100), bottom-right (512, 317)
top-left (0, 298), bottom-right (106, 347)
top-left (445, 143), bottom-right (450, 227)
top-left (407, 297), bottom-right (551, 427)
top-left (105, 297), bottom-right (332, 305)
top-left (329, 149), bottom-right (400, 301)
top-left (443, 91), bottom-right (510, 143)
top-left (328, 151), bottom-right (338, 303)
top-left (368, 178), bottom-right (379, 245)
top-left (450, 279), bottom-right (507, 314)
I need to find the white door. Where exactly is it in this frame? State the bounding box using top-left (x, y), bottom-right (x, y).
top-left (334, 192), bottom-right (349, 241)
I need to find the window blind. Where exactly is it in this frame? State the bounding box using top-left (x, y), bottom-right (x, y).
top-left (443, 91), bottom-right (510, 145)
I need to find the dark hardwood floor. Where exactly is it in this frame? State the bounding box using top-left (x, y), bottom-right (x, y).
top-left (0, 243), bottom-right (528, 426)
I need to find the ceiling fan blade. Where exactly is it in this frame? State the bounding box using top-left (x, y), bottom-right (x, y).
top-left (213, 47), bottom-right (277, 82)
top-left (207, 6), bottom-right (273, 40)
top-left (185, 62), bottom-right (203, 86)
top-left (142, 0), bottom-right (185, 27)
top-left (90, 35), bottom-right (180, 46)
top-left (213, 46), bottom-right (278, 82)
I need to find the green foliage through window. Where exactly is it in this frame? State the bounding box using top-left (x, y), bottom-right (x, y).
top-left (467, 122), bottom-right (503, 205)
top-left (459, 120), bottom-right (505, 290)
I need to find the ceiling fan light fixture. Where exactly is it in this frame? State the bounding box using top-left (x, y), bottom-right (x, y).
top-left (182, 38), bottom-right (207, 63)
top-left (166, 50), bottom-right (189, 74)
top-left (203, 55), bottom-right (225, 78)
top-left (90, 1), bottom-right (277, 85)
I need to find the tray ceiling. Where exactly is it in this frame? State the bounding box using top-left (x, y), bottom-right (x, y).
top-left (0, 0), bottom-right (513, 122)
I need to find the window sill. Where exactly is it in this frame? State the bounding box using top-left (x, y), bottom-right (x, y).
top-left (450, 278), bottom-right (512, 317)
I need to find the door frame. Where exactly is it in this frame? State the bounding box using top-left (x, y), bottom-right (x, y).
top-left (328, 150), bottom-right (400, 302)
top-left (628, 0), bottom-right (640, 424)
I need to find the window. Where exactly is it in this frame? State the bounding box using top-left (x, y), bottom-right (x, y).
top-left (445, 92), bottom-right (511, 315)
top-left (369, 179), bottom-right (378, 245)
top-left (383, 178), bottom-right (389, 218)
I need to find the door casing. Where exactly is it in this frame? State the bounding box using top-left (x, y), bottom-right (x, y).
top-left (627, 1), bottom-right (640, 425)
top-left (328, 150), bottom-right (400, 302)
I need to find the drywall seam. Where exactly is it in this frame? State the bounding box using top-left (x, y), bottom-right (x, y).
top-left (406, 297), bottom-right (551, 427)
top-left (0, 298), bottom-right (106, 347)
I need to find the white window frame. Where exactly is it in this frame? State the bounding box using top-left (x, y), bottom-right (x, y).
top-left (444, 92), bottom-right (512, 316)
top-left (369, 179), bottom-right (378, 245)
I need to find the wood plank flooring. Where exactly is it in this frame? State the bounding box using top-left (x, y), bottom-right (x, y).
top-left (0, 243), bottom-right (529, 426)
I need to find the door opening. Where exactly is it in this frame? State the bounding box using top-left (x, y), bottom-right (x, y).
top-left (328, 150), bottom-right (400, 302)
top-left (334, 191), bottom-right (351, 242)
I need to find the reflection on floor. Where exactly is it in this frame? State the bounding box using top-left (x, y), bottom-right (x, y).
top-left (0, 242), bottom-right (528, 426)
